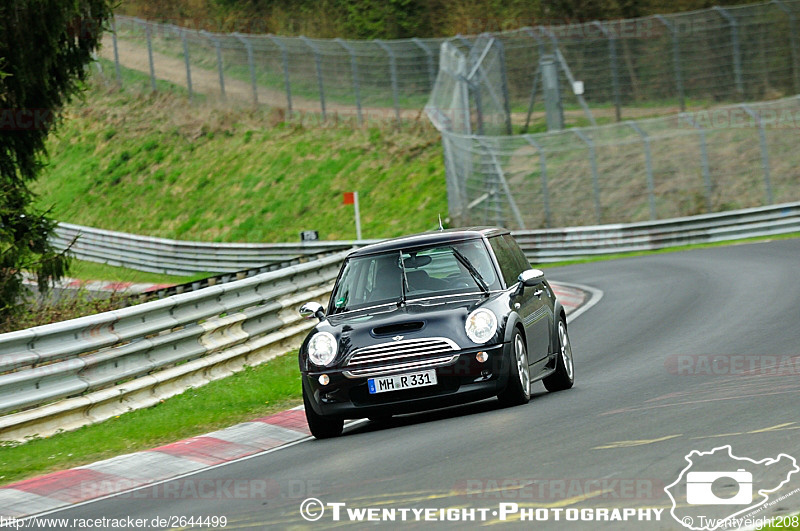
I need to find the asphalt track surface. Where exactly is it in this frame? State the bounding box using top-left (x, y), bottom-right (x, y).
top-left (29, 239), bottom-right (800, 530)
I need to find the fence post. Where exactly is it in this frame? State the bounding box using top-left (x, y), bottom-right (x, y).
top-left (713, 7), bottom-right (744, 99)
top-left (493, 37), bottom-right (513, 135)
top-left (375, 40), bottom-right (401, 124)
top-left (476, 138), bottom-right (526, 229)
top-left (522, 28), bottom-right (545, 131)
top-left (335, 39), bottom-right (363, 125)
top-left (524, 136), bottom-right (552, 228)
top-left (573, 129), bottom-right (602, 223)
top-left (111, 16), bottom-right (121, 83)
top-left (680, 113), bottom-right (714, 213)
top-left (138, 19), bottom-right (157, 91)
top-left (740, 105), bottom-right (774, 205)
top-left (469, 75), bottom-right (485, 135)
top-left (592, 21), bottom-right (621, 122)
top-left (299, 36), bottom-right (326, 120)
top-left (201, 31), bottom-right (226, 100)
top-left (454, 66), bottom-right (472, 135)
top-left (441, 133), bottom-right (468, 225)
top-left (538, 26), bottom-right (597, 127)
top-left (654, 15), bottom-right (685, 112)
top-left (625, 122), bottom-right (657, 220)
top-left (523, 66), bottom-right (541, 132)
top-left (179, 28), bottom-right (193, 101)
top-left (233, 33), bottom-right (258, 105)
top-left (541, 56), bottom-right (564, 132)
top-left (770, 0), bottom-right (800, 95)
top-left (267, 35), bottom-right (292, 117)
top-left (411, 38), bottom-right (436, 89)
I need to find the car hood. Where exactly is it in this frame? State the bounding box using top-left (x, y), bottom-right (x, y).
top-left (316, 293), bottom-right (507, 362)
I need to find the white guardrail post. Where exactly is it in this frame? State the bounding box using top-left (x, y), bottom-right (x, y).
top-left (0, 251), bottom-right (351, 442)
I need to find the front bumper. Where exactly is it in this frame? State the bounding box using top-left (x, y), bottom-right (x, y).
top-left (303, 343), bottom-right (511, 419)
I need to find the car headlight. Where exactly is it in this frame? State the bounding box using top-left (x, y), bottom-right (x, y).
top-left (307, 331), bottom-right (338, 366)
top-left (465, 309), bottom-right (497, 344)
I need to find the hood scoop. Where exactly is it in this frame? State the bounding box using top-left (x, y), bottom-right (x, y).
top-left (371, 321), bottom-right (425, 337)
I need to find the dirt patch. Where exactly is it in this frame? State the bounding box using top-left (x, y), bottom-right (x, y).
top-left (100, 36), bottom-right (422, 120)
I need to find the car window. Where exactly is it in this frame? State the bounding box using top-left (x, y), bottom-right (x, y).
top-left (502, 234), bottom-right (532, 279)
top-left (329, 240), bottom-right (501, 314)
top-left (403, 241), bottom-right (499, 294)
top-left (489, 235), bottom-right (531, 288)
top-left (331, 254), bottom-right (403, 313)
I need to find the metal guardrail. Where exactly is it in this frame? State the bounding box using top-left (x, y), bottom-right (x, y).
top-left (512, 202), bottom-right (800, 262)
top-left (53, 202), bottom-right (800, 277)
top-left (52, 222), bottom-right (361, 275)
top-left (132, 256), bottom-right (337, 301)
top-left (0, 251), bottom-right (349, 442)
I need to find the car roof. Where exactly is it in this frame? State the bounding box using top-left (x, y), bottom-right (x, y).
top-left (348, 227), bottom-right (510, 257)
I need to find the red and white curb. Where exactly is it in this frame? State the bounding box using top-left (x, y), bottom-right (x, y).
top-left (0, 407), bottom-right (321, 518)
top-left (0, 282), bottom-right (600, 519)
top-left (554, 281), bottom-right (604, 323)
top-left (552, 282), bottom-right (585, 317)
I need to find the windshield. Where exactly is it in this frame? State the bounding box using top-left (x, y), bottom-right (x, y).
top-left (329, 240), bottom-right (500, 314)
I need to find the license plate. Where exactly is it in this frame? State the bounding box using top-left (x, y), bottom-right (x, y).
top-left (368, 370), bottom-right (437, 394)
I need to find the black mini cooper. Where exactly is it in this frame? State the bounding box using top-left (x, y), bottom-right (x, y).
top-left (298, 227), bottom-right (574, 438)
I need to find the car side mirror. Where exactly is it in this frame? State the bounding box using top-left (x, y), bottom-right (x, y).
top-left (299, 302), bottom-right (326, 322)
top-left (518, 268), bottom-right (545, 287)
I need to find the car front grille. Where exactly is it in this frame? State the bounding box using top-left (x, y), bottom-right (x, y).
top-left (343, 337), bottom-right (460, 378)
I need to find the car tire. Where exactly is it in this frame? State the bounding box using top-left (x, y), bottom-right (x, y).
top-left (497, 329), bottom-right (531, 406)
top-left (303, 381), bottom-right (344, 439)
top-left (543, 316), bottom-right (575, 392)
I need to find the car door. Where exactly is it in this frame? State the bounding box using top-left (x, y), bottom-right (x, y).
top-left (508, 234), bottom-right (551, 362)
top-left (489, 235), bottom-right (550, 364)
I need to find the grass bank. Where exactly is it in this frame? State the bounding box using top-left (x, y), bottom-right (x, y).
top-left (37, 79), bottom-right (447, 244)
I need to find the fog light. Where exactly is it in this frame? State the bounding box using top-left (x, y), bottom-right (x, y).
top-left (476, 352), bottom-right (489, 363)
top-left (318, 374), bottom-right (330, 386)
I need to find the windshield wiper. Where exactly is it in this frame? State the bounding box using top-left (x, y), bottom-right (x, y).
top-left (451, 248), bottom-right (489, 295)
top-left (398, 250), bottom-right (409, 306)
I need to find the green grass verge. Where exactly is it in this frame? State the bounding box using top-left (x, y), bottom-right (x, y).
top-left (2, 262), bottom-right (205, 334)
top-left (67, 259), bottom-right (206, 284)
top-left (0, 353), bottom-right (303, 486)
